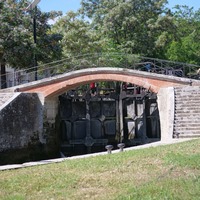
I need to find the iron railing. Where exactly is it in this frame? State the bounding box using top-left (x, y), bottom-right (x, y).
top-left (1, 53), bottom-right (200, 89)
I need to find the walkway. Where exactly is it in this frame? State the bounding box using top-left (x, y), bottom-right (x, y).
top-left (0, 138), bottom-right (196, 171)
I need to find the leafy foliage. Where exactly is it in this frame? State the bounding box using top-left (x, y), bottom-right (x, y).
top-left (79, 0), bottom-right (175, 57)
top-left (0, 0), bottom-right (32, 66)
top-left (0, 0), bottom-right (62, 69)
top-left (166, 6), bottom-right (200, 64)
top-left (52, 0), bottom-right (199, 65)
top-left (1, 0), bottom-right (200, 77)
top-left (52, 11), bottom-right (102, 57)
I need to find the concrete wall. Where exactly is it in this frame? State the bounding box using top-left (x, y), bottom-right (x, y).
top-left (44, 97), bottom-right (59, 124)
top-left (43, 97), bottom-right (60, 156)
top-left (0, 93), bottom-right (59, 165)
top-left (157, 87), bottom-right (174, 142)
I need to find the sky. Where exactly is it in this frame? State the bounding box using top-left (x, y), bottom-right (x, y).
top-left (38, 0), bottom-right (200, 14)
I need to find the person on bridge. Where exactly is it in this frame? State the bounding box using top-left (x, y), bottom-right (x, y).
top-left (90, 82), bottom-right (96, 96)
top-left (145, 63), bottom-right (151, 72)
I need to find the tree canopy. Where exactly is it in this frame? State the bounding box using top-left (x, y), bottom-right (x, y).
top-left (0, 0), bottom-right (62, 87)
top-left (1, 0), bottom-right (200, 83)
top-left (80, 0), bottom-right (173, 56)
top-left (166, 5), bottom-right (200, 64)
top-left (1, 0), bottom-right (63, 67)
top-left (51, 0), bottom-right (200, 65)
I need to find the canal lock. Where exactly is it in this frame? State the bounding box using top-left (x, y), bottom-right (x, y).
top-left (58, 82), bottom-right (160, 157)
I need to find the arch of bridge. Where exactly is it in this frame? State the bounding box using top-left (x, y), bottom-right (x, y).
top-left (18, 67), bottom-right (192, 98)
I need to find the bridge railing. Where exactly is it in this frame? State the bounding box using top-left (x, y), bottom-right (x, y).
top-left (1, 53), bottom-right (200, 89)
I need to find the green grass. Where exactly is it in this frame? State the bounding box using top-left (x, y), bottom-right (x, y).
top-left (0, 139), bottom-right (200, 200)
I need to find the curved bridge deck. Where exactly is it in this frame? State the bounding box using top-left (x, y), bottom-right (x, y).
top-left (4, 67), bottom-right (200, 98)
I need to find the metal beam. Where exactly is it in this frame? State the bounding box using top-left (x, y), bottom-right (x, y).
top-left (26, 0), bottom-right (41, 10)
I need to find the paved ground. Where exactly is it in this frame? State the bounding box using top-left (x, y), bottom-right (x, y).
top-left (0, 138), bottom-right (196, 171)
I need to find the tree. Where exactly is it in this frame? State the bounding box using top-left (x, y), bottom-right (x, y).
top-left (32, 9), bottom-right (63, 64)
top-left (0, 0), bottom-right (31, 87)
top-left (52, 11), bottom-right (103, 58)
top-left (0, 0), bottom-right (62, 88)
top-left (80, 0), bottom-right (175, 57)
top-left (166, 6), bottom-right (200, 64)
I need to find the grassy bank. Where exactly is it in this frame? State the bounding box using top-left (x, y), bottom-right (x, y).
top-left (0, 139), bottom-right (200, 200)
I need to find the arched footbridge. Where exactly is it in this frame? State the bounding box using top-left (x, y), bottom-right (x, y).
top-left (9, 67), bottom-right (200, 98)
top-left (9, 67), bottom-right (200, 142)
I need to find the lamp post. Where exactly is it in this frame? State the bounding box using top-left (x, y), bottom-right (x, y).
top-left (26, 0), bottom-right (41, 81)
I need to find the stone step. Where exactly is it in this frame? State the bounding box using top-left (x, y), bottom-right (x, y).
top-left (175, 96), bottom-right (200, 99)
top-left (173, 130), bottom-right (200, 134)
top-left (175, 109), bottom-right (200, 113)
top-left (175, 96), bottom-right (200, 102)
top-left (175, 87), bottom-right (200, 92)
top-left (175, 104), bottom-right (200, 108)
top-left (175, 114), bottom-right (200, 118)
top-left (174, 126), bottom-right (200, 131)
top-left (175, 89), bottom-right (200, 93)
top-left (174, 121), bottom-right (200, 125)
top-left (175, 98), bottom-right (200, 102)
top-left (174, 114), bottom-right (200, 118)
top-left (174, 120), bottom-right (200, 124)
top-left (175, 95), bottom-right (200, 98)
top-left (174, 110), bottom-right (200, 114)
top-left (175, 98), bottom-right (200, 101)
top-left (174, 115), bottom-right (200, 120)
top-left (174, 124), bottom-right (200, 128)
top-left (174, 122), bottom-right (200, 127)
top-left (174, 92), bottom-right (200, 98)
top-left (175, 91), bottom-right (200, 94)
top-left (0, 93), bottom-right (15, 107)
top-left (174, 121), bottom-right (200, 127)
top-left (175, 108), bottom-right (200, 112)
top-left (175, 91), bottom-right (200, 95)
top-left (178, 133), bottom-right (200, 138)
top-left (175, 102), bottom-right (200, 105)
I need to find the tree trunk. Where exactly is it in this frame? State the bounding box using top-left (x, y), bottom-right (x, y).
top-left (0, 62), bottom-right (7, 89)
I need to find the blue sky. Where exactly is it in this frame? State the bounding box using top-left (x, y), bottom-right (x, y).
top-left (39, 0), bottom-right (200, 14)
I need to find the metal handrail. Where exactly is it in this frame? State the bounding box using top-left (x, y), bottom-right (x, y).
top-left (1, 53), bottom-right (200, 89)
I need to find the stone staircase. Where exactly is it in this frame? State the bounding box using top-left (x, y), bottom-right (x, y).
top-left (0, 93), bottom-right (16, 109)
top-left (174, 86), bottom-right (200, 138)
